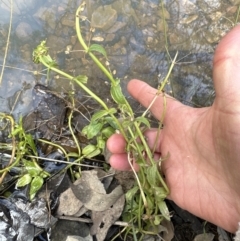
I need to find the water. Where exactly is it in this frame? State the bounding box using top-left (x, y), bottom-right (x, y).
top-left (0, 0), bottom-right (239, 120)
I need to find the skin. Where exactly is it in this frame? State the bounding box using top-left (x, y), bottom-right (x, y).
top-left (107, 25), bottom-right (240, 233)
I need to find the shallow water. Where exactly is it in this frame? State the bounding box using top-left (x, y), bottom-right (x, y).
top-left (0, 0), bottom-right (239, 120)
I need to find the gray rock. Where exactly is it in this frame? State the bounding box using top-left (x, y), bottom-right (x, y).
top-left (15, 22), bottom-right (33, 41)
top-left (91, 5), bottom-right (117, 31)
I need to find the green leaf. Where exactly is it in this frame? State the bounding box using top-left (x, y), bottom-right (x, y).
top-left (11, 127), bottom-right (21, 136)
top-left (23, 160), bottom-right (35, 167)
top-left (82, 144), bottom-right (101, 158)
top-left (121, 119), bottom-right (132, 130)
top-left (30, 176), bottom-right (44, 199)
top-left (135, 116), bottom-right (150, 128)
top-left (158, 200), bottom-right (171, 221)
top-left (105, 117), bottom-right (118, 129)
top-left (26, 166), bottom-right (40, 177)
top-left (75, 75), bottom-right (88, 84)
top-left (82, 121), bottom-right (104, 139)
top-left (146, 195), bottom-right (154, 211)
top-left (125, 186), bottom-right (139, 202)
top-left (91, 108), bottom-right (117, 122)
top-left (101, 126), bottom-right (115, 138)
top-left (41, 55), bottom-right (55, 65)
top-left (25, 134), bottom-right (37, 154)
top-left (23, 160), bottom-right (40, 175)
top-left (97, 136), bottom-right (105, 150)
top-left (88, 44), bottom-right (107, 57)
top-left (154, 215), bottom-right (162, 225)
top-left (146, 164), bottom-right (158, 186)
top-left (110, 83), bottom-right (126, 105)
top-left (153, 186), bottom-right (167, 199)
top-left (16, 174), bottom-right (32, 187)
top-left (40, 171), bottom-right (50, 179)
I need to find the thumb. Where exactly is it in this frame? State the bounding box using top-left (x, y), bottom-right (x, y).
top-left (127, 79), bottom-right (183, 121)
top-left (213, 25), bottom-right (240, 109)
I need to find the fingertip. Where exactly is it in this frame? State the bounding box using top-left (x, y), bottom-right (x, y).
top-left (109, 153), bottom-right (131, 171)
top-left (213, 25), bottom-right (240, 99)
top-left (106, 133), bottom-right (126, 153)
top-left (109, 153), bottom-right (140, 171)
top-left (214, 25), bottom-right (240, 68)
top-left (127, 79), bottom-right (151, 98)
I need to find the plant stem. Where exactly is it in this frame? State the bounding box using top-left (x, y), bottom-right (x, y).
top-left (68, 96), bottom-right (81, 155)
top-left (142, 51), bottom-right (178, 118)
top-left (76, 4), bottom-right (115, 85)
top-left (38, 56), bottom-right (127, 138)
top-left (0, 113), bottom-right (16, 184)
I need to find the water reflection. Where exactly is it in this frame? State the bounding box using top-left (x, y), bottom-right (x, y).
top-left (0, 0), bottom-right (239, 119)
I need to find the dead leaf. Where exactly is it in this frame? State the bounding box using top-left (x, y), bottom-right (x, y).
top-left (161, 219), bottom-right (174, 241)
top-left (57, 186), bottom-right (87, 216)
top-left (66, 234), bottom-right (93, 241)
top-left (217, 227), bottom-right (231, 241)
top-left (193, 233), bottom-right (215, 241)
top-left (142, 220), bottom-right (174, 241)
top-left (90, 195), bottom-right (125, 241)
top-left (71, 170), bottom-right (124, 211)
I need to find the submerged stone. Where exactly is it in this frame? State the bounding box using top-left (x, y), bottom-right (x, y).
top-left (91, 5), bottom-right (117, 31)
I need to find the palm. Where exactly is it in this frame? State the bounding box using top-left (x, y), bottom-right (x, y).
top-left (158, 102), bottom-right (240, 233)
top-left (107, 25), bottom-right (240, 233)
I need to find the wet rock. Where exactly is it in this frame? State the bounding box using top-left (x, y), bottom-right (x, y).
top-left (130, 53), bottom-right (162, 74)
top-left (46, 35), bottom-right (68, 53)
top-left (20, 44), bottom-right (32, 62)
top-left (180, 15), bottom-right (198, 24)
top-left (178, 0), bottom-right (197, 14)
top-left (33, 7), bottom-right (57, 30)
top-left (198, 0), bottom-right (221, 13)
top-left (229, 0), bottom-right (240, 4)
top-left (158, 7), bottom-right (170, 19)
top-left (100, 0), bottom-right (117, 4)
top-left (205, 0), bottom-right (221, 9)
top-left (61, 13), bottom-right (75, 27)
top-left (113, 0), bottom-right (139, 24)
top-left (105, 33), bottom-right (115, 42)
top-left (157, 19), bottom-right (168, 32)
top-left (32, 84), bottom-right (67, 140)
top-left (15, 22), bottom-right (33, 41)
top-left (91, 5), bottom-right (117, 31)
top-left (107, 21), bottom-right (127, 33)
top-left (208, 11), bottom-right (222, 21)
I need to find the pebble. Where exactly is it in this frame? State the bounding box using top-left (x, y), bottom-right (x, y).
top-left (91, 5), bottom-right (117, 31)
top-left (15, 22), bottom-right (33, 41)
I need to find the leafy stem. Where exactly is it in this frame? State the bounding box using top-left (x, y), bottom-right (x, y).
top-left (75, 3), bottom-right (116, 86)
top-left (75, 3), bottom-right (133, 116)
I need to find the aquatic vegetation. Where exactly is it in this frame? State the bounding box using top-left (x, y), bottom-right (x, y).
top-left (0, 113), bottom-right (49, 199)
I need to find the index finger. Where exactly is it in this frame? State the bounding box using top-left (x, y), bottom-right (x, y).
top-left (128, 79), bottom-right (183, 121)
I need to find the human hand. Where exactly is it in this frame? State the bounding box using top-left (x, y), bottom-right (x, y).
top-left (107, 25), bottom-right (240, 233)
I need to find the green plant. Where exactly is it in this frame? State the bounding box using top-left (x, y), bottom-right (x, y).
top-left (32, 1), bottom-right (177, 237)
top-left (0, 114), bottom-right (50, 199)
